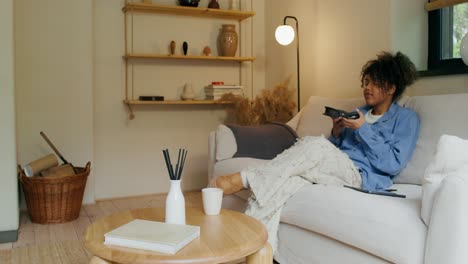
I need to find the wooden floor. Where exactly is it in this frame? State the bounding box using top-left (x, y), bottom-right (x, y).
top-left (0, 192), bottom-right (203, 264)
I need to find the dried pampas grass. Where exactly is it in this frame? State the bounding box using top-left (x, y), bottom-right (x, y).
top-left (220, 78), bottom-right (296, 126)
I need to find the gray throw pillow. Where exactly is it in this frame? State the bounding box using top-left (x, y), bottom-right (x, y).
top-left (226, 122), bottom-right (298, 160)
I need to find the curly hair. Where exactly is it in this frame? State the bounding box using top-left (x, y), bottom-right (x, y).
top-left (360, 51), bottom-right (418, 101)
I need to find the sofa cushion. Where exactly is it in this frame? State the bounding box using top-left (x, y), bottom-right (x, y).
top-left (276, 223), bottom-right (390, 264)
top-left (227, 122), bottom-right (298, 159)
top-left (280, 184), bottom-right (426, 264)
top-left (396, 93), bottom-right (468, 184)
top-left (296, 96), bottom-right (364, 138)
top-left (421, 135), bottom-right (468, 225)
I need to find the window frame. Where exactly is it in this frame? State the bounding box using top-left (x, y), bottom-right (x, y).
top-left (419, 7), bottom-right (468, 77)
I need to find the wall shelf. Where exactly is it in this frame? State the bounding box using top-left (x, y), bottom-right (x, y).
top-left (124, 53), bottom-right (255, 62)
top-left (124, 100), bottom-right (233, 105)
top-left (123, 3), bottom-right (255, 21)
top-left (122, 1), bottom-right (254, 119)
top-left (123, 99), bottom-right (233, 120)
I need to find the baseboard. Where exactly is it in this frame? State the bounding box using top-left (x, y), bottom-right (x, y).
top-left (0, 229), bottom-right (18, 243)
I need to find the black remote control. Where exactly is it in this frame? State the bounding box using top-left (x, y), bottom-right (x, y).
top-left (344, 185), bottom-right (406, 198)
top-left (323, 106), bottom-right (359, 119)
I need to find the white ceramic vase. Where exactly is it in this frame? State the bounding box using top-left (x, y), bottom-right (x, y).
top-left (181, 83), bottom-right (195, 100)
top-left (165, 180), bottom-right (186, 225)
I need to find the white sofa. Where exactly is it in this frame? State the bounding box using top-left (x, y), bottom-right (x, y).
top-left (208, 93), bottom-right (468, 264)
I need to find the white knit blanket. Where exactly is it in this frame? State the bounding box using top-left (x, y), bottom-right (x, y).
top-left (242, 136), bottom-right (361, 252)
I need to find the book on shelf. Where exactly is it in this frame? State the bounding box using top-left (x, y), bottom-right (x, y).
top-left (205, 87), bottom-right (242, 91)
top-left (205, 90), bottom-right (243, 96)
top-left (104, 219), bottom-right (200, 255)
top-left (206, 94), bottom-right (243, 100)
top-left (205, 89), bottom-right (243, 94)
top-left (207, 84), bottom-right (243, 89)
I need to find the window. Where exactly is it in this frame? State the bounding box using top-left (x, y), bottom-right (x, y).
top-left (424, 3), bottom-right (468, 76)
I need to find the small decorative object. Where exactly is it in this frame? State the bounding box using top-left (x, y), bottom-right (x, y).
top-left (182, 41), bottom-right (188, 56)
top-left (178, 0), bottom-right (200, 7)
top-left (230, 0), bottom-right (239, 10)
top-left (170, 41), bottom-right (176, 55)
top-left (162, 149), bottom-right (188, 225)
top-left (203, 46), bottom-right (212, 56)
top-left (208, 0), bottom-right (220, 9)
top-left (181, 83), bottom-right (195, 100)
top-left (219, 24), bottom-right (238, 57)
top-left (461, 32), bottom-right (468, 66)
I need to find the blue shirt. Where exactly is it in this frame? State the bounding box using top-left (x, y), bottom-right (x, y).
top-left (328, 102), bottom-right (420, 191)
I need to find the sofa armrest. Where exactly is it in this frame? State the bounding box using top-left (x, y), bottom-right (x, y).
top-left (286, 110), bottom-right (302, 131)
top-left (425, 173), bottom-right (468, 264)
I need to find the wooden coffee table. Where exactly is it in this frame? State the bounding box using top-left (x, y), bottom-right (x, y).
top-left (84, 207), bottom-right (272, 264)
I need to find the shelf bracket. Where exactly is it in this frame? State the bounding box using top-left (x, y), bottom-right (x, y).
top-left (126, 103), bottom-right (135, 120)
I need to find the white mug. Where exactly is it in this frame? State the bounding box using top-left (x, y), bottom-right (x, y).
top-left (202, 188), bottom-right (223, 215)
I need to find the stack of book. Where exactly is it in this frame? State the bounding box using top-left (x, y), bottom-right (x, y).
top-left (205, 84), bottom-right (243, 100)
top-left (104, 219), bottom-right (200, 254)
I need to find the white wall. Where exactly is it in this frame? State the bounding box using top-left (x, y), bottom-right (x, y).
top-left (0, 0), bottom-right (19, 232)
top-left (266, 0), bottom-right (392, 101)
top-left (92, 0), bottom-right (265, 199)
top-left (265, 0), bottom-right (317, 110)
top-left (15, 0), bottom-right (95, 203)
top-left (266, 0), bottom-right (468, 100)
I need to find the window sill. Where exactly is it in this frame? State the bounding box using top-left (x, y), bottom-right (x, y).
top-left (418, 65), bottom-right (468, 77)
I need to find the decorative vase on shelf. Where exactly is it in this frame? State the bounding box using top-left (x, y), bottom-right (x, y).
top-left (181, 83), bottom-right (195, 100)
top-left (208, 0), bottom-right (220, 9)
top-left (170, 41), bottom-right (176, 55)
top-left (219, 24), bottom-right (238, 57)
top-left (165, 180), bottom-right (186, 225)
top-left (182, 41), bottom-right (188, 56)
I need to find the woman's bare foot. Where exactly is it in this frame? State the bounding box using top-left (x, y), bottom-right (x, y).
top-left (213, 172), bottom-right (244, 195)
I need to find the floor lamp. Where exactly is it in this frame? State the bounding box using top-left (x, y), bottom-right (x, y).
top-left (275, 16), bottom-right (300, 112)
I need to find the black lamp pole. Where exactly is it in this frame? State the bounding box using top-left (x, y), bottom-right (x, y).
top-left (283, 16), bottom-right (300, 112)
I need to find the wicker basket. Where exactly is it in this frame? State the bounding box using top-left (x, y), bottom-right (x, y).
top-left (19, 162), bottom-right (91, 224)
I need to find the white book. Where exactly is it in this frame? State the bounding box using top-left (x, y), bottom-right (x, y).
top-left (206, 94), bottom-right (244, 100)
top-left (104, 219), bottom-right (200, 255)
top-left (205, 91), bottom-right (243, 96)
top-left (205, 87), bottom-right (242, 91)
top-left (206, 95), bottom-right (224, 100)
top-left (207, 84), bottom-right (243, 89)
top-left (205, 88), bottom-right (242, 93)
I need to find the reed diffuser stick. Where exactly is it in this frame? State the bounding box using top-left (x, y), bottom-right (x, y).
top-left (162, 148), bottom-right (188, 181)
top-left (178, 149), bottom-right (188, 180)
top-left (162, 149), bottom-right (175, 180)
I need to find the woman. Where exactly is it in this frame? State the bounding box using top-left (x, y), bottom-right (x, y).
top-left (214, 51), bottom-right (420, 195)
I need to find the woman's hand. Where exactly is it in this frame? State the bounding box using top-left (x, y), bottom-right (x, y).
top-left (342, 109), bottom-right (365, 130)
top-left (331, 117), bottom-right (345, 138)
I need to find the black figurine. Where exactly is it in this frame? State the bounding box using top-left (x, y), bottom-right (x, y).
top-left (182, 41), bottom-right (188, 56)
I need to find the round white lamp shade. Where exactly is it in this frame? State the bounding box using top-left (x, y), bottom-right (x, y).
top-left (275, 25), bottom-right (295, 45)
top-left (461, 32), bottom-right (468, 66)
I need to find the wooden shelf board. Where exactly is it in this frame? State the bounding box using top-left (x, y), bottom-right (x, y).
top-left (123, 100), bottom-right (234, 105)
top-left (123, 3), bottom-right (255, 21)
top-left (124, 54), bottom-right (255, 62)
